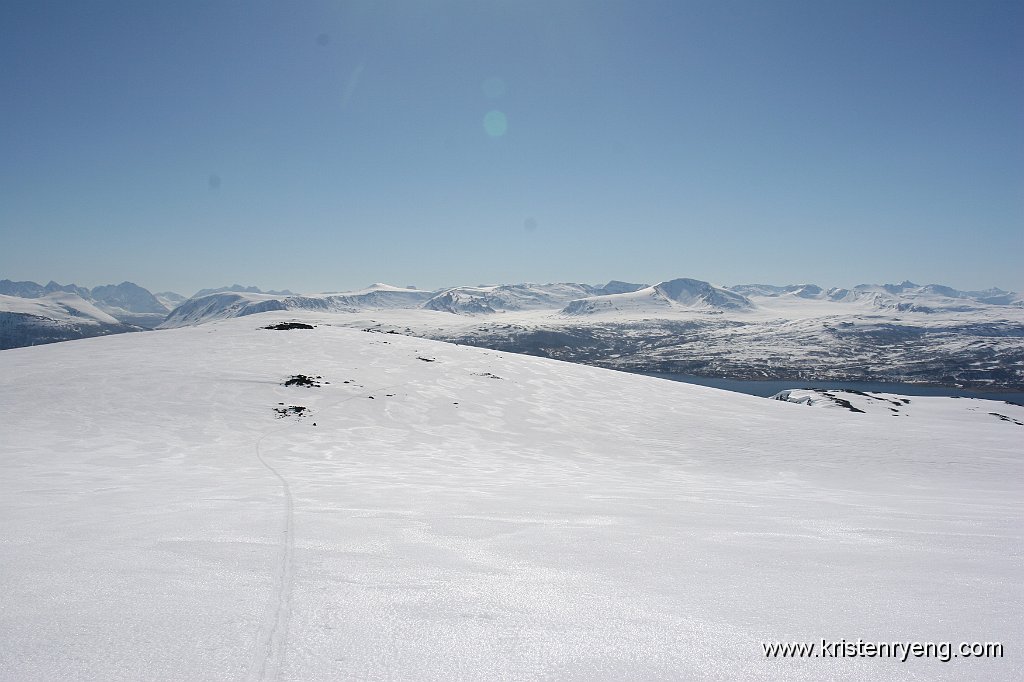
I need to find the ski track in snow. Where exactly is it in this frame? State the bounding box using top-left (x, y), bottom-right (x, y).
top-left (249, 367), bottom-right (410, 681)
top-left (249, 426), bottom-right (296, 681)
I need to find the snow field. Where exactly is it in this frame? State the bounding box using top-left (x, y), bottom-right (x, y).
top-left (0, 313), bottom-right (1021, 680)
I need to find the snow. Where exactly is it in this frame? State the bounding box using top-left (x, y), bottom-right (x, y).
top-left (562, 278), bottom-right (753, 317)
top-left (0, 291), bottom-right (122, 325)
top-left (160, 288), bottom-right (439, 329)
top-left (770, 387), bottom-right (1024, 421)
top-left (420, 283), bottom-right (603, 314)
top-left (278, 281), bottom-right (1022, 389)
top-left (156, 277), bottom-right (1024, 333)
top-left (1, 312), bottom-right (1021, 679)
top-left (341, 283), bottom-right (432, 295)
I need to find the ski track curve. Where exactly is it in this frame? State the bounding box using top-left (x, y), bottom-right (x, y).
top-left (247, 349), bottom-right (410, 680)
top-left (248, 427), bottom-right (296, 682)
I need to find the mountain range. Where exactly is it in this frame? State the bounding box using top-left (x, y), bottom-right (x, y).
top-left (0, 280), bottom-right (292, 348)
top-left (2, 276), bottom-right (1022, 389)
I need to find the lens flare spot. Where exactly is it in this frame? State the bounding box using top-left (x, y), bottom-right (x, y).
top-left (483, 110), bottom-right (507, 137)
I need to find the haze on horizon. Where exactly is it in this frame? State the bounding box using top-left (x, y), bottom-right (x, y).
top-left (2, 0), bottom-right (1021, 296)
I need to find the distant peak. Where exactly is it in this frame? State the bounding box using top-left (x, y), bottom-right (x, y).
top-left (599, 280), bottom-right (647, 295)
top-left (191, 285), bottom-right (295, 298)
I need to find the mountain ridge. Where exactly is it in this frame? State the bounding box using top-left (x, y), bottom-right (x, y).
top-left (4, 276), bottom-right (1022, 390)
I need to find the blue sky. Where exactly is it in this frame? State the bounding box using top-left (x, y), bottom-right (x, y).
top-left (2, 0), bottom-right (1021, 296)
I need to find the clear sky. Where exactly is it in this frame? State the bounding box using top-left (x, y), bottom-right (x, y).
top-left (2, 0), bottom-right (1021, 296)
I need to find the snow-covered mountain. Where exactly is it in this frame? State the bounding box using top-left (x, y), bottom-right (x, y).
top-left (155, 291), bottom-right (288, 327)
top-left (159, 278), bottom-right (753, 326)
top-left (351, 280), bottom-right (1024, 390)
top-left (423, 282), bottom-right (604, 314)
top-left (90, 281), bottom-right (168, 314)
top-left (159, 284), bottom-right (436, 328)
top-left (0, 291), bottom-right (136, 349)
top-left (728, 283), bottom-right (826, 299)
top-left (162, 282), bottom-right (654, 325)
top-left (6, 276), bottom-right (1022, 390)
top-left (729, 280), bottom-right (1023, 312)
top-left (0, 279), bottom-right (172, 346)
top-left (596, 279), bottom-right (648, 295)
top-left (0, 278), bottom-right (92, 299)
top-left (154, 290), bottom-right (187, 310)
top-left (1, 278), bottom-right (172, 314)
top-left (563, 278), bottom-right (753, 316)
top-left (192, 284), bottom-right (296, 298)
top-left (89, 281), bottom-right (172, 327)
top-left (1, 311), bottom-right (1020, 679)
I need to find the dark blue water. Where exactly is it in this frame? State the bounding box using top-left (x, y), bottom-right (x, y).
top-left (634, 372), bottom-right (1024, 405)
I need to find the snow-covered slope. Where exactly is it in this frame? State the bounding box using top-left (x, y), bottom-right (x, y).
top-left (90, 281), bottom-right (172, 327)
top-left (424, 283), bottom-right (600, 314)
top-left (0, 291), bottom-right (121, 324)
top-left (0, 279), bottom-right (92, 299)
top-left (359, 281), bottom-right (1024, 390)
top-left (730, 281), bottom-right (1024, 313)
top-left (0, 279), bottom-right (171, 341)
top-left (772, 386), bottom-right (1024, 418)
top-left (91, 281), bottom-right (169, 315)
top-left (192, 284), bottom-right (297, 298)
top-left (1, 312), bottom-right (1020, 679)
top-left (159, 291), bottom-right (290, 327)
top-left (563, 278), bottom-right (754, 316)
top-left (595, 279), bottom-right (648, 295)
top-left (164, 282), bottom-right (650, 326)
top-left (0, 292), bottom-right (137, 349)
top-left (160, 285), bottom-right (436, 328)
top-left (154, 290), bottom-right (187, 310)
top-left (323, 283), bottom-right (434, 309)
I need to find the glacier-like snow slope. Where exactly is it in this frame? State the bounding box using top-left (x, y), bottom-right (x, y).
top-left (1, 312), bottom-right (1022, 680)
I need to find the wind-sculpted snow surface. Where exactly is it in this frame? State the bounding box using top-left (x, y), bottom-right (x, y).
top-left (0, 312), bottom-right (1021, 680)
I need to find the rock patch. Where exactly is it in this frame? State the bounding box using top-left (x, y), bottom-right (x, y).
top-left (989, 412), bottom-right (1024, 426)
top-left (285, 374), bottom-right (325, 388)
top-left (264, 322), bottom-right (315, 330)
top-left (274, 404), bottom-right (308, 419)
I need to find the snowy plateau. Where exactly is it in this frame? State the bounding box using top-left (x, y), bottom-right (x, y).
top-left (1, 312), bottom-right (1022, 680)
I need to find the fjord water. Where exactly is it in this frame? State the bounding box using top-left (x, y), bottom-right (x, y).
top-left (639, 372), bottom-right (1024, 404)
